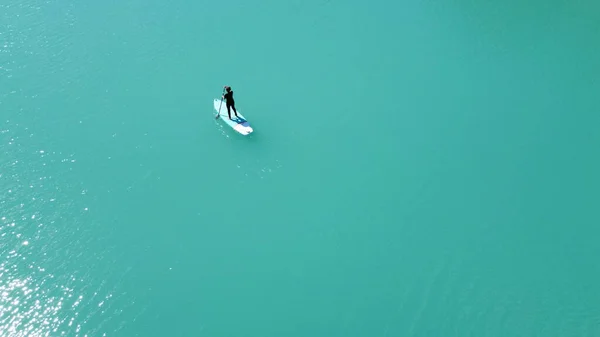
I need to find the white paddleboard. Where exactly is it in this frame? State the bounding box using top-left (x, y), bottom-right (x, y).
top-left (213, 99), bottom-right (253, 135)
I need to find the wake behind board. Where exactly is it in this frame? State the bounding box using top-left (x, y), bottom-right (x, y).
top-left (213, 99), bottom-right (253, 135)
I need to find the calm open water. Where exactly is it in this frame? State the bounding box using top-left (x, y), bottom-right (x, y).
top-left (1, 0), bottom-right (599, 336)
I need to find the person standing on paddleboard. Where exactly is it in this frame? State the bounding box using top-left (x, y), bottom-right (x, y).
top-left (222, 86), bottom-right (238, 120)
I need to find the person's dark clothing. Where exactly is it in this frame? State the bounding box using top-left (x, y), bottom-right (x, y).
top-left (223, 90), bottom-right (238, 119)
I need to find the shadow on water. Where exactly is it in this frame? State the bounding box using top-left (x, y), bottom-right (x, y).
top-left (208, 113), bottom-right (285, 179)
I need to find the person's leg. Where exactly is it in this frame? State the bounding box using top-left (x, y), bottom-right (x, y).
top-left (226, 104), bottom-right (232, 119)
top-left (232, 104), bottom-right (238, 117)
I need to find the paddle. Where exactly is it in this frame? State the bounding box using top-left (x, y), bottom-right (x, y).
top-left (215, 87), bottom-right (226, 119)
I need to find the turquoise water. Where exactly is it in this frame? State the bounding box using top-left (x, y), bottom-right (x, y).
top-left (2, 0), bottom-right (600, 336)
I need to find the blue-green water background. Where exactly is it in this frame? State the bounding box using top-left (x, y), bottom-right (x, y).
top-left (1, 0), bottom-right (599, 336)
